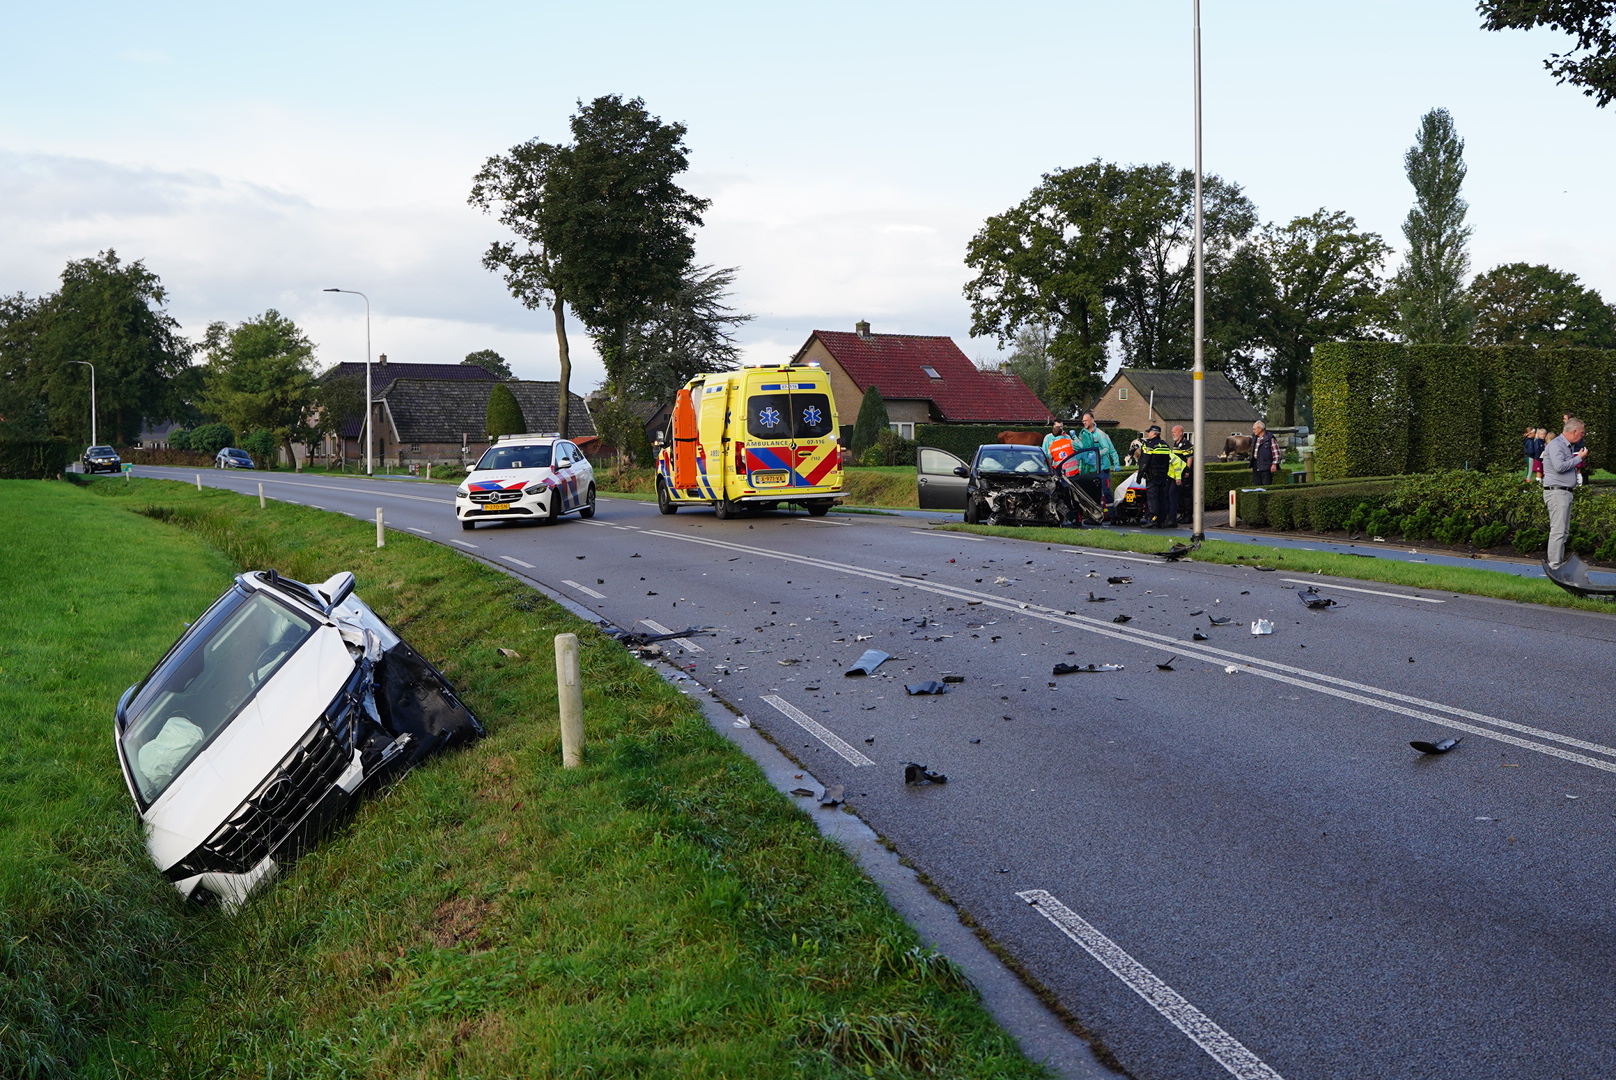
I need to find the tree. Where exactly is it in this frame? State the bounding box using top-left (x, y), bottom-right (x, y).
top-left (462, 349), bottom-right (513, 379)
top-left (1470, 262), bottom-right (1616, 347)
top-left (310, 375), bottom-right (366, 467)
top-left (619, 265), bottom-right (751, 404)
top-left (986, 321), bottom-right (1056, 409)
top-left (200, 310), bottom-right (317, 467)
top-left (1394, 109), bottom-right (1474, 344)
top-left (485, 382), bottom-right (525, 438)
top-left (1214, 210), bottom-right (1392, 426)
top-left (1480, 1), bottom-right (1616, 106)
top-left (849, 386), bottom-right (890, 459)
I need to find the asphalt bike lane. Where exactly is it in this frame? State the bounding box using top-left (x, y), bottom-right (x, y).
top-left (139, 466), bottom-right (1616, 1080)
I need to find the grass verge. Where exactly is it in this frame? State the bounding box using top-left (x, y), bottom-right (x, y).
top-left (938, 520), bottom-right (1616, 613)
top-left (11, 477), bottom-right (1045, 1079)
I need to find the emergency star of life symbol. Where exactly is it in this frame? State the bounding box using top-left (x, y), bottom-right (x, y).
top-left (801, 405), bottom-right (823, 427)
top-left (759, 406), bottom-right (782, 428)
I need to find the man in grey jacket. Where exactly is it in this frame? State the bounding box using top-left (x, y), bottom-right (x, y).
top-left (1543, 417), bottom-right (1588, 569)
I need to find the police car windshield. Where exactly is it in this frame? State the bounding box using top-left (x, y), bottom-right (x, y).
top-left (476, 445), bottom-right (552, 471)
top-left (975, 448), bottom-right (1049, 475)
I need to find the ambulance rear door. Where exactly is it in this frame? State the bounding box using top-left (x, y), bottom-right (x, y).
top-left (740, 372), bottom-right (836, 491)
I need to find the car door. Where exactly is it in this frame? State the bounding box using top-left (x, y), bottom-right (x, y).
top-left (553, 442), bottom-right (577, 510)
top-left (916, 447), bottom-right (969, 510)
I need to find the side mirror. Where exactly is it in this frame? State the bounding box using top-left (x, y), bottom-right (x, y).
top-left (315, 571), bottom-right (356, 613)
top-left (953, 466), bottom-right (969, 478)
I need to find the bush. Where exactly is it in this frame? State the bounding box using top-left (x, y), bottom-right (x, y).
top-left (186, 423), bottom-right (236, 456)
top-left (167, 428), bottom-right (192, 450)
top-left (486, 382), bottom-right (525, 439)
top-left (850, 387), bottom-right (890, 458)
top-left (873, 429), bottom-right (915, 467)
top-left (1431, 511), bottom-right (1473, 545)
top-left (240, 430), bottom-right (279, 465)
top-left (1471, 522), bottom-right (1510, 548)
top-left (859, 446), bottom-right (885, 467)
top-left (1512, 528), bottom-right (1547, 555)
top-left (118, 447), bottom-right (213, 467)
top-left (0, 439), bottom-right (72, 479)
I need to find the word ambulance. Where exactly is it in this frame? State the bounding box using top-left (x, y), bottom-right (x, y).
top-left (655, 363), bottom-right (844, 518)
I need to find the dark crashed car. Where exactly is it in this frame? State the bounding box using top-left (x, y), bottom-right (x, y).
top-left (915, 444), bottom-right (1065, 526)
top-left (114, 569), bottom-right (482, 905)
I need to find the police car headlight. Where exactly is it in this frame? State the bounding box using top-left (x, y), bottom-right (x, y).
top-left (523, 482), bottom-right (547, 495)
top-left (455, 485), bottom-right (470, 497)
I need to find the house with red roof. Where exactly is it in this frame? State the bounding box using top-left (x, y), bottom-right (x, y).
top-left (792, 322), bottom-right (1053, 439)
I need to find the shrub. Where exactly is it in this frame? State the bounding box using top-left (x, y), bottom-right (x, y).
top-left (850, 387), bottom-right (890, 458)
top-left (1401, 506), bottom-right (1437, 543)
top-left (1471, 522), bottom-right (1510, 548)
top-left (1431, 511), bottom-right (1473, 545)
top-left (240, 429), bottom-right (279, 465)
top-left (187, 423), bottom-right (236, 456)
top-left (486, 382), bottom-right (525, 439)
top-left (1342, 502), bottom-right (1371, 535)
top-left (1512, 527), bottom-right (1547, 555)
top-left (1571, 530), bottom-right (1598, 556)
top-left (167, 428), bottom-right (192, 450)
top-left (0, 439), bottom-right (72, 479)
top-left (874, 429), bottom-right (916, 467)
top-left (859, 446), bottom-right (885, 467)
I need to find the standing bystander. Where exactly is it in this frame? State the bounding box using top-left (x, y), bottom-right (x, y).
top-left (1250, 421), bottom-right (1279, 486)
top-left (1543, 418), bottom-right (1587, 570)
top-left (1075, 411), bottom-right (1120, 522)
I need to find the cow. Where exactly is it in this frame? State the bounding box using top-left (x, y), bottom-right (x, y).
top-left (1221, 433), bottom-right (1253, 462)
top-left (997, 430), bottom-right (1045, 447)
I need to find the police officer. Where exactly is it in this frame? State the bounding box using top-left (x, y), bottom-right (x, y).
top-left (1170, 424), bottom-right (1193, 524)
top-left (1139, 424), bottom-right (1174, 528)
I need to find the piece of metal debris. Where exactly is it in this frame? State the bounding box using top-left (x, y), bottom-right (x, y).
top-left (497, 647), bottom-right (521, 659)
top-left (1159, 543), bottom-right (1194, 561)
top-left (789, 787), bottom-right (815, 797)
top-left (777, 658), bottom-right (800, 666)
top-left (845, 649), bottom-right (891, 676)
top-left (1155, 657), bottom-right (1177, 671)
top-left (732, 716), bottom-right (751, 728)
top-left (1208, 615), bottom-right (1234, 626)
top-left (1251, 619), bottom-right (1274, 635)
top-left (1298, 589), bottom-right (1337, 609)
top-left (905, 681), bottom-right (951, 695)
top-left (903, 762), bottom-right (948, 785)
top-left (1108, 576), bottom-right (1132, 585)
top-left (1112, 614), bottom-right (1132, 624)
top-left (606, 625), bottom-right (713, 648)
top-left (943, 675), bottom-right (965, 683)
top-left (1087, 592), bottom-right (1115, 602)
top-left (1410, 737), bottom-right (1461, 755)
top-left (1053, 663), bottom-right (1124, 675)
top-left (819, 784), bottom-right (845, 808)
top-left (1193, 632), bottom-right (1210, 641)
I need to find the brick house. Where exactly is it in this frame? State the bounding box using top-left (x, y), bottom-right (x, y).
top-left (792, 321), bottom-right (1052, 439)
top-left (1090, 369), bottom-right (1259, 440)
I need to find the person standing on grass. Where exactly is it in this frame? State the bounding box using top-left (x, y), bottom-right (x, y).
top-left (1250, 421), bottom-right (1279, 486)
top-left (1533, 427), bottom-right (1548, 481)
top-left (1543, 417), bottom-right (1587, 570)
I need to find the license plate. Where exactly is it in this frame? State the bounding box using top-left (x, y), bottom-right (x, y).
top-left (752, 470), bottom-right (789, 486)
top-left (481, 503), bottom-right (508, 511)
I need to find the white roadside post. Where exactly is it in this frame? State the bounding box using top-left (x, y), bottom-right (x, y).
top-left (425, 462), bottom-right (431, 481)
top-left (259, 482), bottom-right (265, 509)
top-left (1228, 487), bottom-right (1238, 529)
top-left (195, 474), bottom-right (202, 491)
top-left (375, 508), bottom-right (385, 547)
top-left (555, 633), bottom-right (584, 767)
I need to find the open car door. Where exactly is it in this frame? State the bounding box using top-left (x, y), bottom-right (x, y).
top-left (917, 447), bottom-right (969, 511)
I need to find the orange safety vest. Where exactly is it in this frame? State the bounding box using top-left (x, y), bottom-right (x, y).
top-left (1047, 434), bottom-right (1075, 467)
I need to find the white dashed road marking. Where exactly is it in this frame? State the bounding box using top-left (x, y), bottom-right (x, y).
top-left (408, 527), bottom-right (432, 535)
top-left (451, 539), bottom-right (478, 548)
top-left (499, 555), bottom-right (535, 569)
top-left (562, 579), bottom-right (606, 599)
top-left (911, 529), bottom-right (985, 541)
top-left (762, 695), bottom-right (874, 767)
top-left (1018, 890), bottom-right (1285, 1080)
top-left (638, 618), bottom-right (704, 653)
top-left (1280, 578), bottom-right (1443, 603)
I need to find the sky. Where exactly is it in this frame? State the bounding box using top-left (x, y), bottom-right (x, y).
top-left (2, 1), bottom-right (1610, 393)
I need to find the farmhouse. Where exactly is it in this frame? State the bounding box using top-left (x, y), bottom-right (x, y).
top-left (1090, 369), bottom-right (1260, 440)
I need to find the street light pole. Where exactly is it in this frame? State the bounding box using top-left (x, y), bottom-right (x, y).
top-left (68, 361), bottom-right (96, 447)
top-left (1190, 0), bottom-right (1206, 542)
top-left (323, 289), bottom-right (372, 475)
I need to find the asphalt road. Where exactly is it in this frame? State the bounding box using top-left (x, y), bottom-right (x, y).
top-left (139, 466), bottom-right (1616, 1079)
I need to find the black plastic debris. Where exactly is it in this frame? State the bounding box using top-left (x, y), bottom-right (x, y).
top-left (1252, 565), bottom-right (1276, 572)
top-left (1410, 737), bottom-right (1462, 755)
top-left (630, 553), bottom-right (641, 557)
top-left (903, 762), bottom-right (948, 785)
top-left (605, 625), bottom-right (713, 647)
top-left (905, 681), bottom-right (951, 695)
top-left (969, 738), bottom-right (981, 744)
top-left (1298, 589), bottom-right (1337, 609)
top-left (1053, 662), bottom-right (1124, 675)
top-left (845, 649), bottom-right (891, 676)
top-left (1107, 576), bottom-right (1132, 585)
top-left (1542, 553), bottom-right (1616, 598)
top-left (1112, 614), bottom-right (1132, 624)
top-left (1156, 657), bottom-right (1177, 671)
top-left (1188, 609), bottom-right (1204, 616)
top-left (1159, 543), bottom-right (1193, 561)
top-left (819, 784), bottom-right (845, 808)
top-left (789, 787), bottom-right (815, 797)
top-left (1087, 592), bottom-right (1115, 602)
top-left (1193, 632), bottom-right (1209, 641)
top-left (943, 675), bottom-right (965, 683)
top-left (1208, 615), bottom-right (1233, 626)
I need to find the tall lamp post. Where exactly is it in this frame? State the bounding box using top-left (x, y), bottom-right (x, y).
top-left (1190, 0), bottom-right (1206, 542)
top-left (68, 361), bottom-right (96, 447)
top-left (323, 288), bottom-right (372, 475)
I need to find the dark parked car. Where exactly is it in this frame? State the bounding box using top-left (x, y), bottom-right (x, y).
top-left (215, 447), bottom-right (255, 469)
top-left (82, 445), bottom-right (121, 473)
top-left (915, 444), bottom-right (1066, 526)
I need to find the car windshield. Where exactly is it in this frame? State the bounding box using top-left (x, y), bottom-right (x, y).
top-left (122, 588), bottom-right (318, 805)
top-left (475, 445), bottom-right (552, 471)
top-left (975, 448), bottom-right (1050, 475)
top-left (88, 446), bottom-right (116, 456)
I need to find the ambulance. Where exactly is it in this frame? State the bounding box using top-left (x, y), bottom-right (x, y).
top-left (654, 363), bottom-right (843, 518)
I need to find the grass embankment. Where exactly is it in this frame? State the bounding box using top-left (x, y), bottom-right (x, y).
top-left (940, 520), bottom-right (1616, 613)
top-left (7, 477), bottom-right (1043, 1079)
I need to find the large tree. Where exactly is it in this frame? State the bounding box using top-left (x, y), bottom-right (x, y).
top-left (1394, 108), bottom-right (1474, 344)
top-left (618, 264), bottom-right (751, 404)
top-left (1470, 262), bottom-right (1616, 347)
top-left (988, 321), bottom-right (1057, 410)
top-left (462, 349), bottom-right (513, 379)
top-left (1480, 1), bottom-right (1616, 106)
top-left (7, 251), bottom-right (192, 445)
top-left (1215, 210), bottom-right (1392, 426)
top-left (200, 310), bottom-right (317, 466)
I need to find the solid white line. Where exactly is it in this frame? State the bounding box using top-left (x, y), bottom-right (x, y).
top-left (499, 555), bottom-right (536, 569)
top-left (1069, 548), bottom-right (1160, 564)
top-left (1018, 890), bottom-right (1285, 1080)
top-left (407, 527), bottom-right (432, 535)
top-left (763, 695), bottom-right (875, 767)
top-left (562, 579), bottom-right (606, 599)
top-left (144, 468), bottom-right (455, 506)
top-left (1281, 578), bottom-right (1443, 604)
top-left (639, 618), bottom-right (704, 652)
top-left (912, 529), bottom-right (986, 541)
top-left (450, 539), bottom-right (478, 548)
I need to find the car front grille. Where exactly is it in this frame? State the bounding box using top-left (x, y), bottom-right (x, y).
top-left (163, 671), bottom-right (365, 882)
top-left (469, 490), bottom-right (524, 503)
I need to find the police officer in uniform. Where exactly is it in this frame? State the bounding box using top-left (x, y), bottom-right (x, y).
top-left (1170, 424), bottom-right (1193, 524)
top-left (1140, 424), bottom-right (1174, 528)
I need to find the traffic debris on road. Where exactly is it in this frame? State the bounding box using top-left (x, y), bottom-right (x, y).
top-left (1159, 543), bottom-right (1194, 561)
top-left (605, 625), bottom-right (713, 648)
top-left (943, 675), bottom-right (966, 683)
top-left (733, 716), bottom-right (751, 728)
top-left (844, 649), bottom-right (891, 676)
top-left (1251, 619), bottom-right (1274, 635)
top-left (1208, 615), bottom-right (1234, 626)
top-left (905, 681), bottom-right (951, 695)
top-left (1410, 737), bottom-right (1462, 755)
top-left (1193, 632), bottom-right (1210, 641)
top-left (903, 762), bottom-right (948, 785)
top-left (1087, 592), bottom-right (1115, 602)
top-left (790, 787), bottom-right (815, 797)
top-left (1298, 589), bottom-right (1337, 609)
top-left (1053, 663), bottom-right (1124, 675)
top-left (1155, 657), bottom-right (1177, 671)
top-left (1107, 576), bottom-right (1132, 585)
top-left (1112, 614), bottom-right (1132, 624)
top-left (819, 784), bottom-right (845, 808)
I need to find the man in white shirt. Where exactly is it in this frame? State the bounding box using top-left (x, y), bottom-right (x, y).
top-left (1542, 417), bottom-right (1587, 570)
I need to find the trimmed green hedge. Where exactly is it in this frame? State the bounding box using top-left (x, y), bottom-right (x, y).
top-left (0, 440), bottom-right (72, 479)
top-left (1315, 342), bottom-right (1616, 479)
top-left (1236, 481), bottom-right (1398, 530)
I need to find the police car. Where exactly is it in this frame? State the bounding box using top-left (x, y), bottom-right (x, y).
top-left (455, 434), bottom-right (596, 530)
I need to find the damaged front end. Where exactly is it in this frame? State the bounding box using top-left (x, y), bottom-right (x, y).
top-left (977, 476), bottom-right (1062, 527)
top-left (114, 569), bottom-right (482, 905)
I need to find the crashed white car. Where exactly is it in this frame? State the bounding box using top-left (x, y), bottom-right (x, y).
top-left (114, 569), bottom-right (482, 905)
top-left (454, 435), bottom-right (597, 529)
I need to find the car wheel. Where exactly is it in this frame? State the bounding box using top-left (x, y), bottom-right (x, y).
top-left (806, 500), bottom-right (830, 517)
top-left (579, 484), bottom-right (596, 519)
top-left (714, 497), bottom-right (735, 520)
top-left (964, 499), bottom-right (981, 525)
top-left (540, 492), bottom-right (561, 526)
top-left (656, 478), bottom-right (678, 515)
top-left (461, 519), bottom-right (475, 531)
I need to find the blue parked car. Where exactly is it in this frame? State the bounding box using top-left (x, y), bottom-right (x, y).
top-left (215, 448), bottom-right (255, 469)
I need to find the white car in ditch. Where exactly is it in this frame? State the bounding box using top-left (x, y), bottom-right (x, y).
top-left (455, 435), bottom-right (597, 529)
top-left (114, 569), bottom-right (482, 905)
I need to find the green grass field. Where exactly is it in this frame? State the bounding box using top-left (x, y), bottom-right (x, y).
top-left (2, 478), bottom-right (1046, 1079)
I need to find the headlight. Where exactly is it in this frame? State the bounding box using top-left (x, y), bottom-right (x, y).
top-left (523, 482), bottom-right (548, 495)
top-left (455, 486), bottom-right (470, 497)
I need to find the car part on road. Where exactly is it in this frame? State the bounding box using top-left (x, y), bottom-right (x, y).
top-left (1112, 614), bottom-right (1131, 624)
top-left (604, 624), bottom-right (713, 648)
top-left (1193, 632), bottom-right (1210, 641)
top-left (819, 784), bottom-right (845, 808)
top-left (1155, 657), bottom-right (1177, 671)
top-left (1107, 576), bottom-right (1132, 585)
top-left (1298, 589), bottom-right (1337, 609)
top-left (903, 762), bottom-right (947, 785)
top-left (1159, 542), bottom-right (1195, 561)
top-left (905, 681), bottom-right (951, 695)
top-left (844, 649), bottom-right (891, 676)
top-left (1208, 615), bottom-right (1234, 626)
top-left (1087, 592), bottom-right (1115, 602)
top-left (1052, 663), bottom-right (1124, 675)
top-left (942, 675), bottom-right (965, 684)
top-left (1542, 553), bottom-right (1616, 598)
top-left (1251, 619), bottom-right (1274, 635)
top-left (1410, 737), bottom-right (1462, 754)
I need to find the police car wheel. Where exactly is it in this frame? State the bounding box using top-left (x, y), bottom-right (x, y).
top-left (579, 484), bottom-right (596, 519)
top-left (461, 519), bottom-right (475, 531)
top-left (540, 495), bottom-right (560, 525)
top-left (657, 479), bottom-right (678, 515)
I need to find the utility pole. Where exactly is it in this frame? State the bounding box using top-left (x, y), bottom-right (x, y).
top-left (323, 289), bottom-right (372, 475)
top-left (68, 361), bottom-right (96, 446)
top-left (1190, 0), bottom-right (1206, 542)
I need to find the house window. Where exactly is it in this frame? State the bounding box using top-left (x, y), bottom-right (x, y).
top-left (890, 422), bottom-right (915, 440)
top-left (1118, 387), bottom-right (1129, 401)
top-left (921, 366), bottom-right (942, 379)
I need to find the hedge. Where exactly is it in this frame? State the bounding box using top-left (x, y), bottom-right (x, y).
top-left (1235, 481), bottom-right (1398, 530)
top-left (1314, 342), bottom-right (1616, 479)
top-left (0, 440), bottom-right (72, 479)
top-left (120, 447), bottom-right (214, 467)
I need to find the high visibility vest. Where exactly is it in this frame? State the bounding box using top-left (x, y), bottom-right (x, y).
top-left (1047, 434), bottom-right (1075, 467)
top-left (1167, 448), bottom-right (1188, 481)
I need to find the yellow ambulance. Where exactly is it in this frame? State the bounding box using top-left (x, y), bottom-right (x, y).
top-left (655, 363), bottom-right (844, 518)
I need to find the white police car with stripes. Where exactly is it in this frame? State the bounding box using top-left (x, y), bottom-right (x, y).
top-left (455, 435), bottom-right (596, 530)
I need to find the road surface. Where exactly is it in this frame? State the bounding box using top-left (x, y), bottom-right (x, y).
top-left (136, 466), bottom-right (1616, 1080)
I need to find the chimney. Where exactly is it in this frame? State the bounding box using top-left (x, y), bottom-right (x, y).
top-left (376, 353), bottom-right (387, 366)
top-left (855, 320), bottom-right (871, 340)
